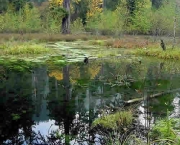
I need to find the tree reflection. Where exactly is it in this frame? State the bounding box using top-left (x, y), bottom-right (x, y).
top-left (48, 65), bottom-right (76, 144)
top-left (47, 63), bottom-right (102, 144)
top-left (0, 58), bottom-right (180, 144)
top-left (0, 67), bottom-right (35, 144)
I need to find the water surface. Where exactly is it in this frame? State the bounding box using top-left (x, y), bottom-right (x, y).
top-left (1, 57), bottom-right (180, 144)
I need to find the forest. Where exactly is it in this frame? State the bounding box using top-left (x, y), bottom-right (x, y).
top-left (0, 0), bottom-right (179, 36)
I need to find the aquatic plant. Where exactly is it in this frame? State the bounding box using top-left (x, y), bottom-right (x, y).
top-left (11, 113), bottom-right (21, 121)
top-left (92, 110), bottom-right (133, 130)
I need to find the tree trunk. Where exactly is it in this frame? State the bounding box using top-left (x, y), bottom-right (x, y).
top-left (173, 16), bottom-right (176, 49)
top-left (62, 0), bottom-right (71, 34)
top-left (63, 65), bottom-right (70, 101)
top-left (173, 5), bottom-right (177, 49)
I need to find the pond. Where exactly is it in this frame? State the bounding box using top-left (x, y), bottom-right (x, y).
top-left (0, 56), bottom-right (180, 144)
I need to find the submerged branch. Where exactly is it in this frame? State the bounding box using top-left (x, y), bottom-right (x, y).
top-left (124, 88), bottom-right (180, 105)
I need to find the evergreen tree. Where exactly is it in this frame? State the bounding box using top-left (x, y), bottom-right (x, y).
top-left (151, 0), bottom-right (164, 9)
top-left (0, 0), bottom-right (9, 13)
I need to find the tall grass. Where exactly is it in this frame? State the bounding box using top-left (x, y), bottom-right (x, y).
top-left (89, 36), bottom-right (157, 49)
top-left (0, 33), bottom-right (107, 43)
top-left (134, 48), bottom-right (180, 60)
top-left (0, 41), bottom-right (50, 55)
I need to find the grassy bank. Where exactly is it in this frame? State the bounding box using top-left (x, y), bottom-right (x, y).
top-left (0, 41), bottom-right (51, 56)
top-left (134, 48), bottom-right (180, 60)
top-left (1, 33), bottom-right (180, 61)
top-left (88, 36), bottom-right (180, 60)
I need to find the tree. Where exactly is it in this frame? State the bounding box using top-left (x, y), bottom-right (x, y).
top-left (0, 0), bottom-right (33, 13)
top-left (126, 0), bottom-right (136, 15)
top-left (0, 0), bottom-right (9, 13)
top-left (172, 0), bottom-right (180, 48)
top-left (72, 0), bottom-right (89, 25)
top-left (150, 1), bottom-right (176, 37)
top-left (87, 0), bottom-right (103, 19)
top-left (9, 0), bottom-right (31, 11)
top-left (123, 0), bottom-right (151, 32)
top-left (62, 0), bottom-right (70, 34)
top-left (130, 0), bottom-right (152, 34)
top-left (103, 0), bottom-right (120, 10)
top-left (151, 0), bottom-right (164, 9)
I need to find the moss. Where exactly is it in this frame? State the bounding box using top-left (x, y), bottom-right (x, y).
top-left (92, 111), bottom-right (133, 130)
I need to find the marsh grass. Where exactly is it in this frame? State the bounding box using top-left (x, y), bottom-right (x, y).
top-left (0, 33), bottom-right (107, 43)
top-left (134, 47), bottom-right (180, 60)
top-left (89, 36), bottom-right (158, 49)
top-left (0, 41), bottom-right (50, 55)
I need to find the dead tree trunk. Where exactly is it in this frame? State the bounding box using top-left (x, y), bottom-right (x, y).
top-left (124, 88), bottom-right (180, 105)
top-left (173, 7), bottom-right (177, 49)
top-left (62, 0), bottom-right (71, 34)
top-left (160, 39), bottom-right (166, 51)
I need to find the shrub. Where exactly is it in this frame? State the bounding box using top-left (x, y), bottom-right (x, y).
top-left (0, 4), bottom-right (41, 33)
top-left (71, 18), bottom-right (85, 33)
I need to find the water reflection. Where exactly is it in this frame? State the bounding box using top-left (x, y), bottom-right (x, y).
top-left (0, 57), bottom-right (180, 144)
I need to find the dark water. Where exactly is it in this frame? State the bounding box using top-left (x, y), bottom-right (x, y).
top-left (0, 57), bottom-right (180, 144)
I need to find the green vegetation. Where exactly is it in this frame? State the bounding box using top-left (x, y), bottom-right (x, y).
top-left (149, 117), bottom-right (180, 144)
top-left (0, 0), bottom-right (179, 35)
top-left (0, 59), bottom-right (38, 72)
top-left (0, 41), bottom-right (50, 55)
top-left (11, 113), bottom-right (21, 121)
top-left (92, 110), bottom-right (133, 130)
top-left (134, 48), bottom-right (180, 60)
top-left (92, 109), bottom-right (180, 145)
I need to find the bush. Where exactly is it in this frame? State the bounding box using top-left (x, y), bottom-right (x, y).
top-left (0, 4), bottom-right (41, 33)
top-left (71, 18), bottom-right (85, 33)
top-left (86, 10), bottom-right (124, 35)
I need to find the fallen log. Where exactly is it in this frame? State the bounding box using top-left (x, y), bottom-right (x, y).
top-left (124, 88), bottom-right (180, 105)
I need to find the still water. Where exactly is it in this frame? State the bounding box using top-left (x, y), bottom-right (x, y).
top-left (0, 57), bottom-right (180, 144)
